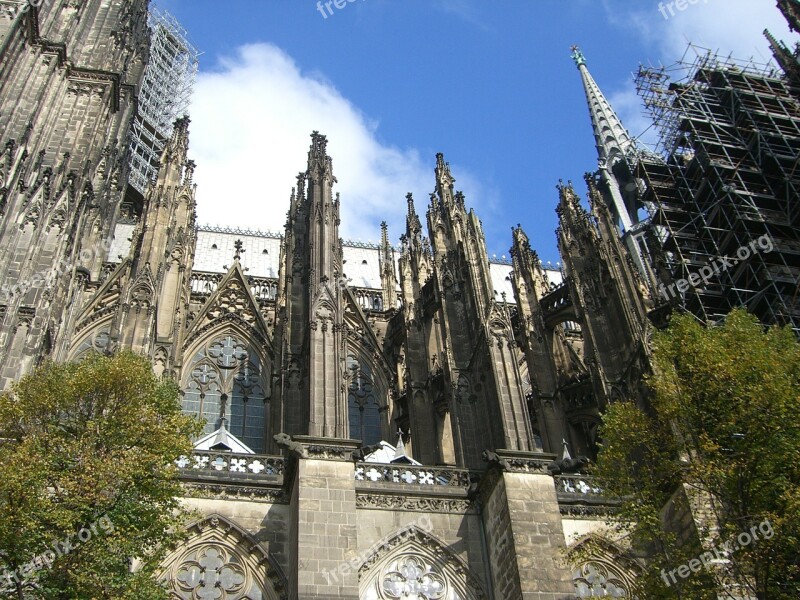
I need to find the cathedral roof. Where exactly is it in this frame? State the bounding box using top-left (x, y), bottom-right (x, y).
top-left (193, 419), bottom-right (255, 454)
top-left (106, 222), bottom-right (561, 299)
top-left (362, 439), bottom-right (422, 466)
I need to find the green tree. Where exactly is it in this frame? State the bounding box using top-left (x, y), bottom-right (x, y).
top-left (0, 351), bottom-right (202, 599)
top-left (592, 309), bottom-right (800, 599)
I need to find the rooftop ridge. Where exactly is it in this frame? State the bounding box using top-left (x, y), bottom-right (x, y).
top-left (197, 224), bottom-right (284, 239)
top-left (196, 224), bottom-right (560, 265)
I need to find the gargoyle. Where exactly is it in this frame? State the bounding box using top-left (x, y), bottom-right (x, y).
top-left (482, 449), bottom-right (511, 471)
top-left (273, 433), bottom-right (309, 459)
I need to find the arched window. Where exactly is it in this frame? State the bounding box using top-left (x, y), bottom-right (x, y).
top-left (359, 527), bottom-right (487, 600)
top-left (71, 328), bottom-right (112, 361)
top-left (347, 353), bottom-right (382, 445)
top-left (573, 561), bottom-right (631, 598)
top-left (230, 360), bottom-right (267, 452)
top-left (182, 334), bottom-right (268, 453)
top-left (159, 514), bottom-right (285, 600)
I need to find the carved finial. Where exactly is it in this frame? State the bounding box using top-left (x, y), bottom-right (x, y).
top-left (184, 159), bottom-right (196, 185)
top-left (570, 45), bottom-right (586, 67)
top-left (233, 239), bottom-right (245, 262)
top-left (406, 192), bottom-right (415, 215)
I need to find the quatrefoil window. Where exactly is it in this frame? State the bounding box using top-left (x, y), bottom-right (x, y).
top-left (175, 546), bottom-right (247, 599)
top-left (381, 556), bottom-right (447, 600)
top-left (573, 562), bottom-right (629, 598)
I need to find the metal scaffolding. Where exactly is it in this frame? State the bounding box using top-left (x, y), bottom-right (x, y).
top-left (127, 7), bottom-right (199, 194)
top-left (634, 45), bottom-right (800, 334)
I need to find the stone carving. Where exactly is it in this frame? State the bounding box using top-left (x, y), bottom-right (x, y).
top-left (572, 561), bottom-right (631, 598)
top-left (382, 556), bottom-right (446, 599)
top-left (351, 443), bottom-right (382, 462)
top-left (273, 432), bottom-right (309, 458)
top-left (547, 455), bottom-right (590, 475)
top-left (355, 464), bottom-right (471, 488)
top-left (481, 450), bottom-right (511, 471)
top-left (176, 451), bottom-right (284, 477)
top-left (175, 545), bottom-right (246, 599)
top-left (159, 514), bottom-right (287, 600)
top-left (181, 482), bottom-right (289, 504)
top-left (355, 494), bottom-right (475, 515)
top-left (359, 526), bottom-right (486, 599)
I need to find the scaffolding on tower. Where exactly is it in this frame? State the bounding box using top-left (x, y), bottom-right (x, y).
top-left (634, 44), bottom-right (800, 335)
top-left (127, 7), bottom-right (199, 195)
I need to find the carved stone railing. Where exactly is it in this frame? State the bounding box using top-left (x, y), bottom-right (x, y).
top-left (555, 474), bottom-right (619, 517)
top-left (354, 463), bottom-right (476, 513)
top-left (176, 451), bottom-right (284, 485)
top-left (555, 474), bottom-right (603, 497)
top-left (351, 287), bottom-right (384, 312)
top-left (189, 271), bottom-right (223, 297)
top-left (540, 281), bottom-right (573, 318)
top-left (354, 463), bottom-right (471, 489)
top-left (189, 271), bottom-right (278, 304)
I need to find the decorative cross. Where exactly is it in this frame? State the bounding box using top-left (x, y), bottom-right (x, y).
top-left (233, 239), bottom-right (245, 262)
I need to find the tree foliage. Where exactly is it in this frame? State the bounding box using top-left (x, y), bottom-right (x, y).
top-left (593, 309), bottom-right (800, 599)
top-left (0, 351), bottom-right (202, 599)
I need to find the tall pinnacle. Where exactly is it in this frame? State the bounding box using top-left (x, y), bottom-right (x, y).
top-left (777, 0), bottom-right (800, 33)
top-left (571, 46), bottom-right (635, 166)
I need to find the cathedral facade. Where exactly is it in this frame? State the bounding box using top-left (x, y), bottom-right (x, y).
top-left (10, 0), bottom-right (794, 598)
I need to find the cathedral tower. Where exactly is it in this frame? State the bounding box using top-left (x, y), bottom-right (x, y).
top-left (272, 132), bottom-right (348, 441)
top-left (0, 0), bottom-right (149, 387)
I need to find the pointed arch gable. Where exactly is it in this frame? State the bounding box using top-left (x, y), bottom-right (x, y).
top-left (358, 526), bottom-right (487, 600)
top-left (566, 534), bottom-right (642, 598)
top-left (185, 262), bottom-right (273, 354)
top-left (66, 317), bottom-right (113, 362)
top-left (158, 514), bottom-right (287, 600)
top-left (45, 187), bottom-right (73, 232)
top-left (342, 287), bottom-right (392, 393)
top-left (73, 258), bottom-right (130, 334)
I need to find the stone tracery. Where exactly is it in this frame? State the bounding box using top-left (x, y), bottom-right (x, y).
top-left (182, 332), bottom-right (268, 452)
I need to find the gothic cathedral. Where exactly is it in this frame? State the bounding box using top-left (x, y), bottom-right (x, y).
top-left (7, 0), bottom-right (789, 598)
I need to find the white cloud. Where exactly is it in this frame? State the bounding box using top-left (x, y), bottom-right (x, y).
top-left (189, 43), bottom-right (469, 244)
top-left (652, 0), bottom-right (792, 62)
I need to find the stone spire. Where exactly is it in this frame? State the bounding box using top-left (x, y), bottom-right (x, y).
top-left (379, 221), bottom-right (397, 311)
top-left (272, 131), bottom-right (347, 442)
top-left (765, 29), bottom-right (800, 82)
top-left (571, 45), bottom-right (648, 275)
top-left (777, 0), bottom-right (800, 33)
top-left (571, 45), bottom-right (635, 167)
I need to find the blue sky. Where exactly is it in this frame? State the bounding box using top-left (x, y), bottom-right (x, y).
top-left (152, 0), bottom-right (792, 262)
